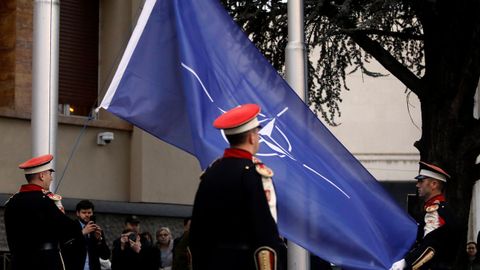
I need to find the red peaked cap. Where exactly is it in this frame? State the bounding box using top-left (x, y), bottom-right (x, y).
top-left (18, 154), bottom-right (54, 174)
top-left (213, 104), bottom-right (261, 135)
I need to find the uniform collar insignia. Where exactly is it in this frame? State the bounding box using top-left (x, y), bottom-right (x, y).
top-left (424, 194), bottom-right (445, 207)
top-left (19, 184), bottom-right (44, 193)
top-left (223, 148), bottom-right (253, 160)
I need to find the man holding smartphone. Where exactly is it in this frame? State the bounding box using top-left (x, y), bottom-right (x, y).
top-left (111, 216), bottom-right (144, 270)
top-left (62, 200), bottom-right (110, 270)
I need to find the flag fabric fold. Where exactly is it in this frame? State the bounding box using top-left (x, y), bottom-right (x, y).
top-left (99, 0), bottom-right (417, 269)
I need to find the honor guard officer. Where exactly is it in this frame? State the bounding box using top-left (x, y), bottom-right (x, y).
top-left (4, 154), bottom-right (82, 270)
top-left (390, 161), bottom-right (458, 270)
top-left (190, 104), bottom-right (286, 270)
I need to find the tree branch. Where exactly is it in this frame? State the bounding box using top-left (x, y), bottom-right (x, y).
top-left (347, 32), bottom-right (425, 96)
top-left (340, 28), bottom-right (424, 40)
top-left (315, 1), bottom-right (426, 96)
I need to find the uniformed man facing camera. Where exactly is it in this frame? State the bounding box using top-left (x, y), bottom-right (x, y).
top-left (390, 161), bottom-right (458, 270)
top-left (190, 104), bottom-right (286, 270)
top-left (4, 154), bottom-right (81, 270)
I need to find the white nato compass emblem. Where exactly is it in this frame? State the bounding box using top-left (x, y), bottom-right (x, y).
top-left (257, 108), bottom-right (296, 160)
top-left (181, 63), bottom-right (294, 159)
top-left (182, 62), bottom-right (350, 198)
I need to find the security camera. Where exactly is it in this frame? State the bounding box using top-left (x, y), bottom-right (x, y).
top-left (97, 132), bottom-right (114, 145)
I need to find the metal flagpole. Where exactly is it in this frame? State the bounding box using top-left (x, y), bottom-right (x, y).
top-left (285, 0), bottom-right (310, 269)
top-left (32, 0), bottom-right (60, 191)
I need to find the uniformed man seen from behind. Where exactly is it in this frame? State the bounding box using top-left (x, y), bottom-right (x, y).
top-left (390, 161), bottom-right (458, 270)
top-left (4, 154), bottom-right (82, 270)
top-left (190, 104), bottom-right (286, 270)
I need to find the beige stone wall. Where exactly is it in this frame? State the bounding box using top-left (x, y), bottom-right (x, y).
top-left (130, 127), bottom-right (201, 205)
top-left (0, 117), bottom-right (131, 201)
top-left (55, 124), bottom-right (131, 201)
top-left (0, 117), bottom-right (32, 192)
top-left (0, 118), bottom-right (200, 204)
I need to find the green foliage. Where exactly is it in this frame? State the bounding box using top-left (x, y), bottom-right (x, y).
top-left (220, 0), bottom-right (424, 125)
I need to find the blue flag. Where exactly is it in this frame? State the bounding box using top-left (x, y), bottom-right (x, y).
top-left (99, 0), bottom-right (417, 269)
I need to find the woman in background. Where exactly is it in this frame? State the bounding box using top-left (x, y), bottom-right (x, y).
top-left (156, 227), bottom-right (174, 270)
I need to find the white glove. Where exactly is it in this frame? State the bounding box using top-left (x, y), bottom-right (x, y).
top-left (389, 259), bottom-right (406, 270)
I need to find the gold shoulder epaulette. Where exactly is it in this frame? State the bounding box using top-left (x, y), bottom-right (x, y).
top-left (252, 156), bottom-right (274, 177)
top-left (43, 190), bottom-right (62, 201)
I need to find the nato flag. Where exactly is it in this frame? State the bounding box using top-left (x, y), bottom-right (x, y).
top-left (99, 0), bottom-right (417, 269)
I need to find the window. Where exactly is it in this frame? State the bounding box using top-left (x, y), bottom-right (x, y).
top-left (59, 0), bottom-right (99, 117)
